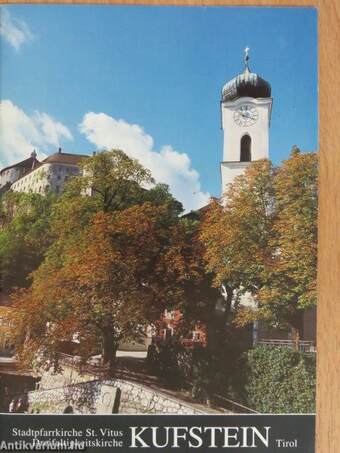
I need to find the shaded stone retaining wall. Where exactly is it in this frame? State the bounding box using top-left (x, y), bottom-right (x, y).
top-left (30, 367), bottom-right (206, 414)
top-left (29, 380), bottom-right (102, 414)
top-left (38, 365), bottom-right (97, 390)
top-left (108, 378), bottom-right (205, 414)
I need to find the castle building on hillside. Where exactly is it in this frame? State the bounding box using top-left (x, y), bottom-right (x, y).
top-left (220, 47), bottom-right (272, 193)
top-left (0, 151), bottom-right (39, 193)
top-left (0, 148), bottom-right (88, 195)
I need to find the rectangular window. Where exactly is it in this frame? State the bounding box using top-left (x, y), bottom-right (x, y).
top-left (165, 309), bottom-right (175, 320)
top-left (192, 331), bottom-right (200, 341)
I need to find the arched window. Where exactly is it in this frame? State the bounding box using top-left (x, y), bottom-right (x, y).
top-left (240, 135), bottom-right (251, 162)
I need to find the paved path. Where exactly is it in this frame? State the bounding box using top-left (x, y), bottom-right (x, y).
top-left (0, 351), bottom-right (232, 413)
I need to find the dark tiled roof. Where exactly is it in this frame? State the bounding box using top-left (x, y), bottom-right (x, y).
top-left (7, 151), bottom-right (89, 186)
top-left (9, 162), bottom-right (43, 184)
top-left (0, 156), bottom-right (39, 174)
top-left (182, 197), bottom-right (219, 219)
top-left (43, 152), bottom-right (89, 166)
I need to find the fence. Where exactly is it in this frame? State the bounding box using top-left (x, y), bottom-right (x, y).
top-left (212, 394), bottom-right (259, 414)
top-left (254, 339), bottom-right (316, 353)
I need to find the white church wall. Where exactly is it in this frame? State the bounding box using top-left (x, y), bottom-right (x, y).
top-left (220, 161), bottom-right (250, 195)
top-left (221, 97), bottom-right (272, 162)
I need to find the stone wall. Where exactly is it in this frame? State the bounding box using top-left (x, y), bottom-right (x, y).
top-left (108, 378), bottom-right (205, 414)
top-left (29, 380), bottom-right (101, 414)
top-left (38, 364), bottom-right (96, 390)
top-left (29, 366), bottom-right (206, 414)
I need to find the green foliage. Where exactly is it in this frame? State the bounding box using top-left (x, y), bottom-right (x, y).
top-left (242, 346), bottom-right (316, 413)
top-left (201, 159), bottom-right (275, 293)
top-left (148, 341), bottom-right (315, 413)
top-left (0, 191), bottom-right (56, 290)
top-left (190, 346), bottom-right (219, 402)
top-left (9, 150), bottom-right (190, 373)
top-left (142, 183), bottom-right (183, 217)
top-left (43, 151), bottom-right (183, 270)
top-left (147, 338), bottom-right (192, 387)
top-left (270, 148), bottom-right (318, 311)
top-left (200, 151), bottom-right (318, 337)
top-left (73, 149), bottom-right (155, 212)
top-left (147, 338), bottom-right (246, 403)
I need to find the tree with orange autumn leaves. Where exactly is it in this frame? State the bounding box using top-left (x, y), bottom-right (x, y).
top-left (200, 148), bottom-right (318, 341)
top-left (8, 147), bottom-right (317, 374)
top-left (9, 150), bottom-right (205, 373)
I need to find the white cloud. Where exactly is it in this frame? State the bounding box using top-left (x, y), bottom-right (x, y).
top-left (79, 112), bottom-right (210, 211)
top-left (34, 112), bottom-right (73, 147)
top-left (0, 100), bottom-right (73, 167)
top-left (0, 7), bottom-right (34, 51)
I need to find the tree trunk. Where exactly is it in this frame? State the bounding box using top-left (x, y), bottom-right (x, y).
top-left (102, 327), bottom-right (117, 377)
top-left (206, 285), bottom-right (234, 351)
top-left (288, 308), bottom-right (304, 351)
top-left (223, 285), bottom-right (234, 323)
top-left (291, 327), bottom-right (300, 351)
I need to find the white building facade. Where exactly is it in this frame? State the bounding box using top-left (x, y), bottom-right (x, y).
top-left (4, 149), bottom-right (88, 195)
top-left (0, 151), bottom-right (39, 191)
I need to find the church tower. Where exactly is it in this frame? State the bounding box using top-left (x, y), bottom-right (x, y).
top-left (220, 48), bottom-right (272, 195)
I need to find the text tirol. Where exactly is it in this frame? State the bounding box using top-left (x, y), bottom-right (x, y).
top-left (129, 426), bottom-right (270, 448)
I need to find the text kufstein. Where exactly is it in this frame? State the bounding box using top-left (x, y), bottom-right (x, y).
top-left (129, 426), bottom-right (271, 448)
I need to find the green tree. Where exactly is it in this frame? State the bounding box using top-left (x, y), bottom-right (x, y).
top-left (47, 149), bottom-right (183, 264)
top-left (200, 159), bottom-right (275, 326)
top-left (9, 150), bottom-right (187, 373)
top-left (200, 150), bottom-right (318, 340)
top-left (11, 204), bottom-right (200, 373)
top-left (255, 148), bottom-right (318, 340)
top-left (70, 149), bottom-right (154, 212)
top-left (0, 191), bottom-right (56, 291)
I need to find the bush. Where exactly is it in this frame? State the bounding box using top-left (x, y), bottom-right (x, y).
top-left (147, 338), bottom-right (246, 403)
top-left (147, 338), bottom-right (192, 387)
top-left (148, 342), bottom-right (315, 413)
top-left (242, 346), bottom-right (316, 413)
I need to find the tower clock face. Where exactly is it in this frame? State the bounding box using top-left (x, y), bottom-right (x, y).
top-left (233, 104), bottom-right (259, 127)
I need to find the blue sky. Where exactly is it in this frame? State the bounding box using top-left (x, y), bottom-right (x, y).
top-left (0, 5), bottom-right (317, 210)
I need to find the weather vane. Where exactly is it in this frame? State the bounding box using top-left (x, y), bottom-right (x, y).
top-left (244, 46), bottom-right (250, 71)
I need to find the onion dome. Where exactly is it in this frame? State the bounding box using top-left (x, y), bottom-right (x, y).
top-left (222, 48), bottom-right (271, 102)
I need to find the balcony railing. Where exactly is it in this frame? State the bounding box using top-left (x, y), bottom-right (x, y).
top-left (254, 339), bottom-right (316, 353)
